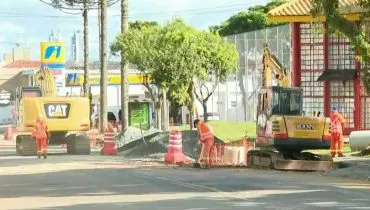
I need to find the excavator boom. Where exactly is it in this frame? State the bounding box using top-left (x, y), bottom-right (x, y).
top-left (33, 67), bottom-right (57, 97)
top-left (262, 44), bottom-right (291, 88)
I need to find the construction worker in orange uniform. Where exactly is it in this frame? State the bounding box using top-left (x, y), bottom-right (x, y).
top-left (330, 107), bottom-right (346, 158)
top-left (32, 115), bottom-right (50, 159)
top-left (194, 119), bottom-right (214, 168)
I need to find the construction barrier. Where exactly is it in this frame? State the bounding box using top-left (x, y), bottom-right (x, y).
top-left (100, 123), bottom-right (117, 155)
top-left (164, 130), bottom-right (186, 164)
top-left (87, 129), bottom-right (99, 147)
top-left (4, 125), bottom-right (15, 141)
top-left (208, 138), bottom-right (255, 167)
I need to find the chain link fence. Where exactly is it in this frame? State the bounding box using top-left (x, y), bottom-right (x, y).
top-left (204, 24), bottom-right (291, 122)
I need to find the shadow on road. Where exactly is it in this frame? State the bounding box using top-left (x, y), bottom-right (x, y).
top-left (0, 165), bottom-right (368, 210)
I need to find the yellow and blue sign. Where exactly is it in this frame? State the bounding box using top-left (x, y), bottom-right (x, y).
top-left (40, 42), bottom-right (66, 69)
top-left (65, 73), bottom-right (151, 87)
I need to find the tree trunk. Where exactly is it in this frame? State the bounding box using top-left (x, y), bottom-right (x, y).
top-left (202, 101), bottom-right (208, 122)
top-left (237, 70), bottom-right (248, 121)
top-left (187, 83), bottom-right (196, 130)
top-left (156, 101), bottom-right (162, 130)
top-left (99, 0), bottom-right (108, 133)
top-left (187, 104), bottom-right (193, 130)
top-left (120, 0), bottom-right (129, 134)
top-left (162, 88), bottom-right (169, 131)
top-left (82, 0), bottom-right (89, 96)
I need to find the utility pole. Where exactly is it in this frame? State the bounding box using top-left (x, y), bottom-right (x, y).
top-left (98, 2), bottom-right (101, 63)
top-left (120, 0), bottom-right (129, 134)
top-left (100, 0), bottom-right (108, 133)
top-left (83, 0), bottom-right (89, 96)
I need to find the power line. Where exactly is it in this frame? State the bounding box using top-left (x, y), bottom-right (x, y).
top-left (0, 1), bottom-right (265, 19)
top-left (38, 0), bottom-right (119, 11)
top-left (0, 7), bottom-right (247, 19)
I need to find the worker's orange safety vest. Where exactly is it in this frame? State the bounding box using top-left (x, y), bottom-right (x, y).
top-left (330, 112), bottom-right (344, 134)
top-left (33, 120), bottom-right (48, 139)
top-left (199, 122), bottom-right (214, 143)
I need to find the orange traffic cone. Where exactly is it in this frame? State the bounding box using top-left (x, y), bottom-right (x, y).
top-left (164, 130), bottom-right (186, 164)
top-left (100, 123), bottom-right (117, 155)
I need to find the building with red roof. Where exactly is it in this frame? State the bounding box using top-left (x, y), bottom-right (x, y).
top-left (0, 59), bottom-right (41, 96)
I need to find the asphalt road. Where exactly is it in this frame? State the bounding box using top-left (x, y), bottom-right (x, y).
top-left (0, 141), bottom-right (369, 210)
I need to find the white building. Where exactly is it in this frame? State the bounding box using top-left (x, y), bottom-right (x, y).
top-left (49, 31), bottom-right (62, 42)
top-left (70, 30), bottom-right (83, 63)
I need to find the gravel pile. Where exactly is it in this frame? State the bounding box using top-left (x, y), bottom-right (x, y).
top-left (116, 127), bottom-right (161, 148)
top-left (321, 157), bottom-right (370, 181)
top-left (117, 129), bottom-right (224, 161)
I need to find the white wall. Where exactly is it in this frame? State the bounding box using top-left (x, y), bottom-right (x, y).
top-left (194, 77), bottom-right (258, 122)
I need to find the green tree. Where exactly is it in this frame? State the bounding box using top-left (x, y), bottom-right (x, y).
top-left (129, 20), bottom-right (158, 30)
top-left (311, 0), bottom-right (370, 93)
top-left (193, 31), bottom-right (239, 121)
top-left (111, 25), bottom-right (165, 129)
top-left (111, 19), bottom-right (238, 129)
top-left (210, 0), bottom-right (287, 36)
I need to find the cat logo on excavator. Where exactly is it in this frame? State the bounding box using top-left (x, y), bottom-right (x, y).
top-left (44, 104), bottom-right (70, 119)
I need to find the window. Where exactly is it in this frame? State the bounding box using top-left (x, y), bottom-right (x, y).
top-left (22, 90), bottom-right (41, 97)
top-left (272, 89), bottom-right (303, 116)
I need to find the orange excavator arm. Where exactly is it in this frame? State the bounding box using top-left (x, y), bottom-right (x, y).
top-left (262, 44), bottom-right (291, 88)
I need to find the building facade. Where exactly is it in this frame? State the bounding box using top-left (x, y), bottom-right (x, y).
top-left (268, 0), bottom-right (367, 134)
top-left (49, 31), bottom-right (62, 42)
top-left (70, 30), bottom-right (83, 63)
top-left (199, 24), bottom-right (291, 122)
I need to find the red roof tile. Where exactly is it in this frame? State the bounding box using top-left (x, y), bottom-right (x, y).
top-left (3, 60), bottom-right (41, 68)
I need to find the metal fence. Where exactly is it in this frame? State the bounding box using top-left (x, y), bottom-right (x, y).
top-left (204, 24), bottom-right (291, 122)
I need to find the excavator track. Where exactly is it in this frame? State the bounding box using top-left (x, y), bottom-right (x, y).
top-left (247, 150), bottom-right (338, 171)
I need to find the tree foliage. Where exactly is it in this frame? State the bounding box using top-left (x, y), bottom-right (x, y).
top-left (311, 0), bottom-right (370, 93)
top-left (111, 19), bottom-right (238, 122)
top-left (210, 0), bottom-right (287, 36)
top-left (129, 20), bottom-right (158, 30)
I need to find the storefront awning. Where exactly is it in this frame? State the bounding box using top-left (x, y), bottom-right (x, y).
top-left (317, 69), bottom-right (357, 82)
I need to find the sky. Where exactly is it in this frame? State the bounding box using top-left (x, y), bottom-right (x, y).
top-left (0, 0), bottom-right (269, 61)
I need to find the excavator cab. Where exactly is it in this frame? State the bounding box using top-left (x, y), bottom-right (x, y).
top-left (257, 86), bottom-right (303, 122)
top-left (270, 87), bottom-right (303, 116)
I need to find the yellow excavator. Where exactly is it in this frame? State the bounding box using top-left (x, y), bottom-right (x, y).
top-left (15, 67), bottom-right (91, 156)
top-left (247, 44), bottom-right (334, 171)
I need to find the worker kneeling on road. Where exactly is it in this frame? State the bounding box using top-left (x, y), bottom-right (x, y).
top-left (330, 107), bottom-right (346, 159)
top-left (194, 119), bottom-right (214, 168)
top-left (32, 115), bottom-right (50, 159)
